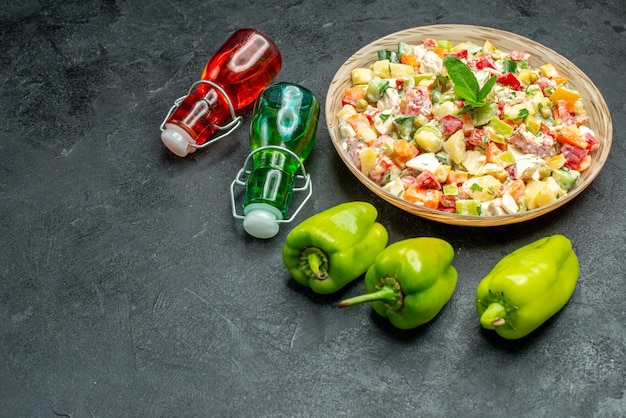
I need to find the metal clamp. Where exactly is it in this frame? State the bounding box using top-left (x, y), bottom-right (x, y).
top-left (230, 145), bottom-right (313, 223)
top-left (159, 80), bottom-right (243, 149)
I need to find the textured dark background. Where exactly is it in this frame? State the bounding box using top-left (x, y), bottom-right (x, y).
top-left (1, 1), bottom-right (625, 417)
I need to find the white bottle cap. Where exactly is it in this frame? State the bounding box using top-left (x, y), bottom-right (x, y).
top-left (161, 124), bottom-right (195, 157)
top-left (243, 203), bottom-right (284, 239)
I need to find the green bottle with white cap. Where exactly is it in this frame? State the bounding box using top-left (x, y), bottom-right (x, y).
top-left (241, 82), bottom-right (319, 239)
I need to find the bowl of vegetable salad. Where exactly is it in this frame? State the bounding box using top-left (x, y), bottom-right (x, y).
top-left (325, 25), bottom-right (612, 226)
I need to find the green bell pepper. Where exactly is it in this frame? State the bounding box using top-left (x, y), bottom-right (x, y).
top-left (475, 234), bottom-right (579, 340)
top-left (282, 201), bottom-right (388, 294)
top-left (338, 238), bottom-right (458, 329)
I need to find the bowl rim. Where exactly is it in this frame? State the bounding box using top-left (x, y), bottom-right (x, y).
top-left (325, 24), bottom-right (613, 226)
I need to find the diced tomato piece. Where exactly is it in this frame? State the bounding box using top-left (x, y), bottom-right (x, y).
top-left (400, 86), bottom-right (432, 116)
top-left (496, 72), bottom-right (524, 91)
top-left (413, 170), bottom-right (442, 190)
top-left (440, 115), bottom-right (463, 136)
top-left (561, 143), bottom-right (589, 170)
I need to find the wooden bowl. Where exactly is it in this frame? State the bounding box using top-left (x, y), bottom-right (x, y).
top-left (325, 25), bottom-right (613, 226)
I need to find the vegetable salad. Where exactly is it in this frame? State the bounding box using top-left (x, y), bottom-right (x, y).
top-left (336, 38), bottom-right (599, 216)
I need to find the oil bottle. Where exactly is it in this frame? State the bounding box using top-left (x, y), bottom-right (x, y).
top-left (160, 28), bottom-right (281, 157)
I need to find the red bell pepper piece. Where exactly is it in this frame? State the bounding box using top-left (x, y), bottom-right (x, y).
top-left (496, 73), bottom-right (524, 91)
top-left (471, 56), bottom-right (497, 71)
top-left (446, 49), bottom-right (468, 60)
top-left (561, 143), bottom-right (589, 170)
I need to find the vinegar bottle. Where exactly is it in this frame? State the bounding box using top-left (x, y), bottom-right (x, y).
top-left (237, 82), bottom-right (320, 239)
top-left (160, 28), bottom-right (282, 157)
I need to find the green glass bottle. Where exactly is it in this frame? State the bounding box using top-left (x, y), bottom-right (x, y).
top-left (242, 82), bottom-right (319, 238)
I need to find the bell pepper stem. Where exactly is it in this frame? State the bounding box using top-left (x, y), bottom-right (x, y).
top-left (298, 247), bottom-right (329, 281)
top-left (480, 302), bottom-right (507, 329)
top-left (338, 285), bottom-right (399, 308)
top-left (307, 252), bottom-right (324, 280)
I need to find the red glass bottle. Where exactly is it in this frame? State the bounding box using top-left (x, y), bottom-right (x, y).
top-left (160, 28), bottom-right (282, 157)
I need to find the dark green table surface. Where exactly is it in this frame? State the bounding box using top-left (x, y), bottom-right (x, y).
top-left (1, 1), bottom-right (625, 416)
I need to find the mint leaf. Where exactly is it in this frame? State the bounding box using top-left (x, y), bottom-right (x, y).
top-left (444, 55), bottom-right (495, 107)
top-left (444, 56), bottom-right (479, 101)
top-left (478, 75), bottom-right (497, 102)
